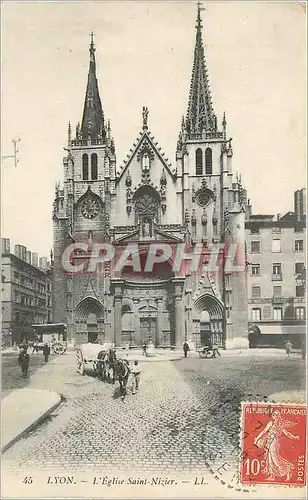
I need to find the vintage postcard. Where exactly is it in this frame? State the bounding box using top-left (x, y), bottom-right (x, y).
top-left (1, 1), bottom-right (306, 499)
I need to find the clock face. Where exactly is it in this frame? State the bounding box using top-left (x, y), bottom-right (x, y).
top-left (81, 198), bottom-right (99, 219)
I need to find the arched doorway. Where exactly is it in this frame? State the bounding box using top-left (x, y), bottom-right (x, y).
top-left (194, 293), bottom-right (224, 347)
top-left (75, 297), bottom-right (104, 344)
top-left (200, 311), bottom-right (211, 345)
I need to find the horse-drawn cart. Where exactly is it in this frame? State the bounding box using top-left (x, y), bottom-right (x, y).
top-left (198, 345), bottom-right (214, 358)
top-left (76, 342), bottom-right (114, 376)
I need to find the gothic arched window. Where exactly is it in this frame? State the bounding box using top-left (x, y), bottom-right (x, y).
top-left (91, 153), bottom-right (98, 180)
top-left (195, 148), bottom-right (203, 175)
top-left (205, 148), bottom-right (212, 175)
top-left (135, 192), bottom-right (159, 224)
top-left (82, 153), bottom-right (89, 180)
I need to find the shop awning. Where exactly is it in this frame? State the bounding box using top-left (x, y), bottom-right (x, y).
top-left (257, 324), bottom-right (306, 336)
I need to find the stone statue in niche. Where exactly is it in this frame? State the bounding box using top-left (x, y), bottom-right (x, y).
top-left (143, 219), bottom-right (152, 237)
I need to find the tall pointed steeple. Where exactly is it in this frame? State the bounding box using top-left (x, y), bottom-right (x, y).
top-left (80, 33), bottom-right (106, 141)
top-left (186, 4), bottom-right (217, 137)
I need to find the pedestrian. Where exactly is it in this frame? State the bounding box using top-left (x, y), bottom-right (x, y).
top-left (211, 342), bottom-right (221, 358)
top-left (301, 341), bottom-right (306, 360)
top-left (18, 348), bottom-right (30, 377)
top-left (183, 341), bottom-right (190, 358)
top-left (32, 340), bottom-right (39, 354)
top-left (42, 343), bottom-right (50, 363)
top-left (285, 340), bottom-right (292, 358)
top-left (142, 341), bottom-right (147, 356)
top-left (131, 360), bottom-right (141, 394)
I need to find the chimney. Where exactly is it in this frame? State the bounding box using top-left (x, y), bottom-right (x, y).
top-left (39, 257), bottom-right (48, 270)
top-left (32, 253), bottom-right (38, 267)
top-left (294, 188), bottom-right (306, 222)
top-left (26, 251), bottom-right (32, 265)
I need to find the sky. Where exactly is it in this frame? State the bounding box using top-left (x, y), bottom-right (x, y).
top-left (1, 1), bottom-right (306, 257)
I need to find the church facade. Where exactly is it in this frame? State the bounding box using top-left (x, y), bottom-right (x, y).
top-left (53, 8), bottom-right (249, 349)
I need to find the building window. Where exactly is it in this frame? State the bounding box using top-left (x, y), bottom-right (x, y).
top-left (251, 308), bottom-right (261, 321)
top-left (272, 263), bottom-right (282, 279)
top-left (250, 227), bottom-right (260, 234)
top-left (296, 285), bottom-right (305, 297)
top-left (205, 147), bottom-right (212, 175)
top-left (273, 286), bottom-right (282, 297)
top-left (294, 226), bottom-right (303, 233)
top-left (295, 307), bottom-right (305, 320)
top-left (273, 263), bottom-right (282, 274)
top-left (273, 308), bottom-right (283, 320)
top-left (251, 241), bottom-right (260, 253)
top-left (295, 240), bottom-right (304, 252)
top-left (251, 264), bottom-right (261, 275)
top-left (195, 148), bottom-right (203, 175)
top-left (82, 153), bottom-right (89, 180)
top-left (295, 262), bottom-right (304, 274)
top-left (272, 239), bottom-right (281, 253)
top-left (91, 153), bottom-right (98, 180)
top-left (252, 286), bottom-right (261, 299)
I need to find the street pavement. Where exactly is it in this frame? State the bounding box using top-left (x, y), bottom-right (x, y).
top-left (2, 349), bottom-right (305, 480)
top-left (1, 350), bottom-right (53, 399)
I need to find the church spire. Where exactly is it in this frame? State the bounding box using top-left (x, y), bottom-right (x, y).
top-left (186, 4), bottom-right (217, 137)
top-left (80, 32), bottom-right (106, 142)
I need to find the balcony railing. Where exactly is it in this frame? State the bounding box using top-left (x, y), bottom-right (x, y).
top-left (272, 296), bottom-right (283, 304)
top-left (271, 273), bottom-right (283, 281)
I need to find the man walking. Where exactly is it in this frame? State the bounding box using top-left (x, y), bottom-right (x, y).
top-left (42, 343), bottom-right (50, 363)
top-left (18, 347), bottom-right (30, 377)
top-left (183, 341), bottom-right (190, 358)
top-left (131, 360), bottom-right (141, 395)
top-left (285, 340), bottom-right (292, 358)
top-left (211, 342), bottom-right (221, 358)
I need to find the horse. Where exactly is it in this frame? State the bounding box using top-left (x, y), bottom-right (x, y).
top-left (96, 348), bottom-right (117, 382)
top-left (103, 348), bottom-right (117, 383)
top-left (114, 358), bottom-right (130, 400)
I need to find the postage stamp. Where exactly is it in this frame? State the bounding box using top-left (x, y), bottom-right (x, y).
top-left (240, 403), bottom-right (307, 487)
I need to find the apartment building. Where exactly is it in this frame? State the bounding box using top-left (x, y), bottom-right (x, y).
top-left (1, 238), bottom-right (53, 345)
top-left (245, 189), bottom-right (306, 348)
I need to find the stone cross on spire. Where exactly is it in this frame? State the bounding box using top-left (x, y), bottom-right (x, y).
top-left (142, 106), bottom-right (149, 130)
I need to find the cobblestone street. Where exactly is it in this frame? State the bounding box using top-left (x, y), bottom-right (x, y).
top-left (2, 350), bottom-right (305, 481)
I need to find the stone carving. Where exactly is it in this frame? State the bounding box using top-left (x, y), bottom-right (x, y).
top-left (125, 171), bottom-right (132, 187)
top-left (185, 208), bottom-right (190, 225)
top-left (142, 106), bottom-right (149, 129)
top-left (201, 209), bottom-right (208, 226)
top-left (192, 183), bottom-right (196, 202)
top-left (191, 209), bottom-right (197, 226)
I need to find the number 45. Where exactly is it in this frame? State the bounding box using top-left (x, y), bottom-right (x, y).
top-left (23, 477), bottom-right (33, 484)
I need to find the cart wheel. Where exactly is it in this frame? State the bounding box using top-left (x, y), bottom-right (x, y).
top-left (199, 350), bottom-right (206, 358)
top-left (76, 349), bottom-right (85, 375)
top-left (205, 350), bottom-right (212, 358)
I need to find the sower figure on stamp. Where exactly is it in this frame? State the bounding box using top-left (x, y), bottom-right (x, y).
top-left (254, 410), bottom-right (299, 482)
top-left (183, 341), bottom-right (190, 358)
top-left (18, 347), bottom-right (30, 377)
top-left (131, 360), bottom-right (141, 394)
